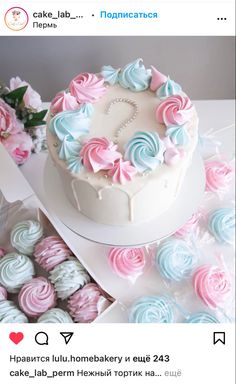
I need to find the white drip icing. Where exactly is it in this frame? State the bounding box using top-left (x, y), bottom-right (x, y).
top-left (71, 179), bottom-right (81, 211)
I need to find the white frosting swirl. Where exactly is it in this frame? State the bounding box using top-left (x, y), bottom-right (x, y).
top-left (11, 220), bottom-right (43, 255)
top-left (0, 300), bottom-right (28, 323)
top-left (49, 259), bottom-right (91, 300)
top-left (0, 252), bottom-right (35, 293)
top-left (37, 308), bottom-right (73, 323)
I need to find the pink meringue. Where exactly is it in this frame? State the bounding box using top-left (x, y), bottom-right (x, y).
top-left (205, 160), bottom-right (234, 194)
top-left (108, 159), bottom-right (137, 184)
top-left (18, 277), bottom-right (56, 317)
top-left (150, 66), bottom-right (167, 92)
top-left (0, 286), bottom-right (7, 301)
top-left (108, 247), bottom-right (146, 280)
top-left (193, 265), bottom-right (231, 309)
top-left (68, 283), bottom-right (111, 323)
top-left (50, 91), bottom-right (78, 115)
top-left (69, 73), bottom-right (107, 104)
top-left (34, 236), bottom-right (73, 272)
top-left (0, 248), bottom-right (6, 258)
top-left (156, 95), bottom-right (194, 126)
top-left (80, 137), bottom-right (122, 173)
top-left (163, 136), bottom-right (185, 166)
top-left (164, 147), bottom-right (184, 166)
top-left (175, 211), bottom-right (201, 237)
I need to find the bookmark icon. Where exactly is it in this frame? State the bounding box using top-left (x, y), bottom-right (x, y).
top-left (60, 332), bottom-right (74, 345)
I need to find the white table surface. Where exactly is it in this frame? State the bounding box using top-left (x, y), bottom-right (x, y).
top-left (21, 100), bottom-right (235, 322)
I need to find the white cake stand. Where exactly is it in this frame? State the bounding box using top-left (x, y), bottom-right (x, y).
top-left (44, 151), bottom-right (205, 246)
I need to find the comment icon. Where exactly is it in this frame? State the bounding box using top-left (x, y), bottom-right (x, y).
top-left (35, 332), bottom-right (49, 346)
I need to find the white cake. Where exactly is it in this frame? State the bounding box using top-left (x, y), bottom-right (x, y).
top-left (47, 59), bottom-right (198, 226)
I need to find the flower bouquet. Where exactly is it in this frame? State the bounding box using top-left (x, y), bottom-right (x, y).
top-left (0, 77), bottom-right (48, 165)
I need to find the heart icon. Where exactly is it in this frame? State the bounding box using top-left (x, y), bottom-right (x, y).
top-left (9, 332), bottom-right (24, 345)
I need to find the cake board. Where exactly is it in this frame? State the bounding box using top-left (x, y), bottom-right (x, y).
top-left (44, 150), bottom-right (205, 247)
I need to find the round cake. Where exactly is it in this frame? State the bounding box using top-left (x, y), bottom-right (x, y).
top-left (47, 59), bottom-right (198, 226)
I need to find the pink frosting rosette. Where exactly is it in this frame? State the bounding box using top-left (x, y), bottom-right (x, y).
top-left (0, 248), bottom-right (6, 258)
top-left (80, 137), bottom-right (122, 173)
top-left (0, 286), bottom-right (7, 301)
top-left (34, 236), bottom-right (73, 272)
top-left (10, 76), bottom-right (42, 110)
top-left (68, 283), bottom-right (111, 323)
top-left (205, 160), bottom-right (234, 195)
top-left (18, 277), bottom-right (56, 317)
top-left (175, 211), bottom-right (202, 238)
top-left (193, 265), bottom-right (231, 309)
top-left (69, 73), bottom-right (107, 104)
top-left (50, 91), bottom-right (78, 115)
top-left (108, 159), bottom-right (137, 185)
top-left (3, 132), bottom-right (33, 165)
top-left (0, 99), bottom-right (23, 139)
top-left (108, 247), bottom-right (146, 281)
top-left (156, 95), bottom-right (194, 126)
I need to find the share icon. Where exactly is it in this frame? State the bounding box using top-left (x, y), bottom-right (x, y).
top-left (60, 332), bottom-right (74, 345)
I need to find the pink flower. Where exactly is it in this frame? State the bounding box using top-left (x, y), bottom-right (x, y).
top-left (0, 99), bottom-right (23, 139)
top-left (69, 73), bottom-right (107, 104)
top-left (108, 159), bottom-right (137, 184)
top-left (80, 137), bottom-right (122, 173)
top-left (3, 132), bottom-right (33, 165)
top-left (10, 76), bottom-right (42, 110)
top-left (51, 91), bottom-right (78, 115)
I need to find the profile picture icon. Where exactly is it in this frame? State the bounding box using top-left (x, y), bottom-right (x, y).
top-left (4, 7), bottom-right (29, 31)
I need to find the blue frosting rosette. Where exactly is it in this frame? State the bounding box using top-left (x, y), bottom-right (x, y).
top-left (124, 131), bottom-right (165, 173)
top-left (49, 109), bottom-right (91, 142)
top-left (157, 76), bottom-right (182, 99)
top-left (166, 125), bottom-right (189, 146)
top-left (58, 135), bottom-right (81, 161)
top-left (118, 58), bottom-right (151, 92)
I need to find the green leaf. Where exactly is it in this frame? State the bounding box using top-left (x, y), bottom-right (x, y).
top-left (30, 110), bottom-right (47, 120)
top-left (23, 108), bottom-right (48, 128)
top-left (25, 120), bottom-right (46, 128)
top-left (2, 86), bottom-right (28, 108)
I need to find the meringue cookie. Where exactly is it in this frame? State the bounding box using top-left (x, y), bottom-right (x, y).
top-left (205, 160), bottom-right (234, 195)
top-left (11, 220), bottom-right (43, 255)
top-left (185, 312), bottom-right (219, 323)
top-left (0, 300), bottom-right (28, 323)
top-left (68, 283), bottom-right (111, 323)
top-left (34, 236), bottom-right (73, 272)
top-left (129, 295), bottom-right (174, 323)
top-left (208, 208), bottom-right (235, 245)
top-left (37, 308), bottom-right (73, 323)
top-left (193, 265), bottom-right (231, 309)
top-left (19, 277), bottom-right (56, 317)
top-left (49, 259), bottom-right (90, 300)
top-left (108, 247), bottom-right (146, 280)
top-left (156, 238), bottom-right (197, 281)
top-left (0, 252), bottom-right (35, 293)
